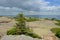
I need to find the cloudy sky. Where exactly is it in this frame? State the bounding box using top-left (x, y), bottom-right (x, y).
top-left (0, 0), bottom-right (60, 15)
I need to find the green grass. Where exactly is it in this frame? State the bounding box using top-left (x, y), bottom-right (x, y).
top-left (56, 20), bottom-right (60, 22)
top-left (51, 28), bottom-right (60, 33)
top-left (7, 28), bottom-right (17, 35)
top-left (55, 31), bottom-right (60, 38)
top-left (51, 18), bottom-right (56, 20)
top-left (25, 32), bottom-right (41, 39)
top-left (55, 23), bottom-right (60, 26)
top-left (55, 20), bottom-right (60, 26)
top-left (25, 17), bottom-right (39, 22)
top-left (51, 28), bottom-right (60, 38)
top-left (7, 27), bottom-right (41, 39)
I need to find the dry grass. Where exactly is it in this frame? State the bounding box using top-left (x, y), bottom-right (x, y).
top-left (0, 17), bottom-right (60, 39)
top-left (0, 17), bottom-right (16, 36)
top-left (26, 20), bottom-right (60, 36)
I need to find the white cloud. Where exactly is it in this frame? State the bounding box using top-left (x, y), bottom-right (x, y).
top-left (0, 0), bottom-right (60, 15)
top-left (0, 6), bottom-right (26, 15)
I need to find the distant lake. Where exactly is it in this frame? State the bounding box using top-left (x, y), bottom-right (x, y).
top-left (0, 15), bottom-right (60, 20)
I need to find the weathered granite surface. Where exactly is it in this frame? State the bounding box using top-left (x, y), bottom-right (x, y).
top-left (1, 35), bottom-right (41, 40)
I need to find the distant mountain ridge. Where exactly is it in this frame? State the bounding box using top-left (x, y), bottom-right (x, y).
top-left (0, 15), bottom-right (60, 20)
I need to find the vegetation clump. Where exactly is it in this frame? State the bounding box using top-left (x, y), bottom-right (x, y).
top-left (25, 17), bottom-right (39, 22)
top-left (7, 28), bottom-right (17, 35)
top-left (51, 28), bottom-right (60, 33)
top-left (55, 20), bottom-right (60, 26)
top-left (51, 18), bottom-right (56, 20)
top-left (51, 28), bottom-right (60, 38)
top-left (44, 18), bottom-right (49, 20)
top-left (55, 31), bottom-right (60, 38)
top-left (51, 19), bottom-right (60, 38)
top-left (7, 13), bottom-right (41, 39)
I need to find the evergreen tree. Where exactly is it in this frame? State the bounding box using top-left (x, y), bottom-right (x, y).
top-left (15, 13), bottom-right (27, 34)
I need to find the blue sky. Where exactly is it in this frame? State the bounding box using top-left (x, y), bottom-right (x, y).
top-left (45, 0), bottom-right (60, 6)
top-left (0, 0), bottom-right (60, 15)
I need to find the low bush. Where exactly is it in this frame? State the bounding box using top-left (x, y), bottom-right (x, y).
top-left (56, 20), bottom-right (60, 22)
top-left (44, 18), bottom-right (49, 20)
top-left (51, 28), bottom-right (60, 38)
top-left (55, 20), bottom-right (60, 26)
top-left (51, 28), bottom-right (60, 33)
top-left (51, 18), bottom-right (56, 20)
top-left (25, 17), bottom-right (39, 22)
top-left (55, 23), bottom-right (60, 26)
top-left (7, 28), bottom-right (17, 35)
top-left (55, 31), bottom-right (60, 38)
top-left (7, 27), bottom-right (41, 39)
top-left (25, 33), bottom-right (41, 39)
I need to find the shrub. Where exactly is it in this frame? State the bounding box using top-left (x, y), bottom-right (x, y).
top-left (51, 18), bottom-right (56, 20)
top-left (26, 17), bottom-right (39, 22)
top-left (51, 28), bottom-right (60, 33)
top-left (55, 20), bottom-right (60, 26)
top-left (55, 31), bottom-right (60, 38)
top-left (51, 28), bottom-right (60, 38)
top-left (25, 33), bottom-right (41, 39)
top-left (55, 23), bottom-right (60, 26)
top-left (7, 27), bottom-right (41, 39)
top-left (44, 18), bottom-right (49, 20)
top-left (56, 20), bottom-right (60, 22)
top-left (7, 28), bottom-right (17, 35)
